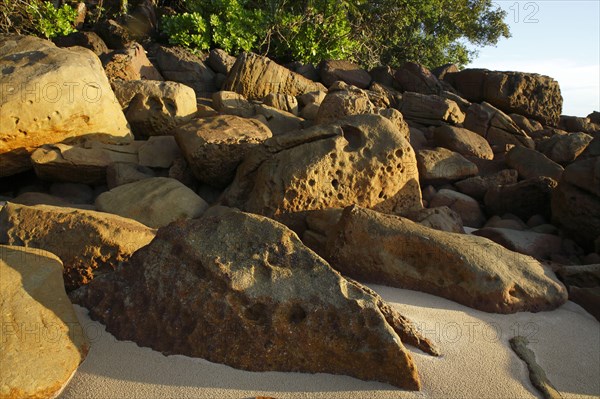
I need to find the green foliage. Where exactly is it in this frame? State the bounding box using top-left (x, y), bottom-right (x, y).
top-left (28, 1), bottom-right (78, 39)
top-left (161, 12), bottom-right (210, 50)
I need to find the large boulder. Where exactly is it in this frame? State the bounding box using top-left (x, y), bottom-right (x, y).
top-left (1, 245), bottom-right (88, 398)
top-left (0, 203), bottom-right (155, 290)
top-left (0, 35), bottom-right (132, 177)
top-left (223, 53), bottom-right (326, 100)
top-left (221, 114), bottom-right (422, 231)
top-left (536, 132), bottom-right (593, 165)
top-left (505, 146), bottom-right (564, 180)
top-left (212, 90), bottom-right (256, 118)
top-left (305, 206), bottom-right (567, 313)
top-left (95, 177), bottom-right (209, 228)
top-left (175, 115), bottom-right (272, 188)
top-left (433, 125), bottom-right (494, 160)
top-left (152, 45), bottom-right (216, 95)
top-left (464, 102), bottom-right (534, 149)
top-left (318, 59), bottom-right (371, 89)
top-left (101, 42), bottom-right (163, 82)
top-left (72, 209), bottom-right (438, 390)
top-left (445, 69), bottom-right (563, 126)
top-left (455, 169), bottom-right (518, 200)
top-left (472, 227), bottom-right (564, 260)
top-left (393, 62), bottom-right (443, 94)
top-left (429, 189), bottom-right (486, 228)
top-left (485, 177), bottom-right (557, 220)
top-left (416, 147), bottom-right (478, 183)
top-left (316, 82), bottom-right (376, 124)
top-left (400, 92), bottom-right (465, 126)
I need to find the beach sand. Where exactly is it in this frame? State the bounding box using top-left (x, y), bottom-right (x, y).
top-left (59, 285), bottom-right (600, 399)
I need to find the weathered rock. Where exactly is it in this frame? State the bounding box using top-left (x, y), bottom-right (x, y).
top-left (433, 125), bottom-right (494, 160)
top-left (318, 59), bottom-right (371, 89)
top-left (300, 102), bottom-right (320, 120)
top-left (138, 136), bottom-right (182, 168)
top-left (473, 228), bottom-right (563, 260)
top-left (393, 62), bottom-right (443, 94)
top-left (536, 132), bottom-right (593, 165)
top-left (49, 182), bottom-right (94, 204)
top-left (53, 31), bottom-right (109, 55)
top-left (429, 189), bottom-right (486, 228)
top-left (221, 114), bottom-right (422, 231)
top-left (95, 177), bottom-right (208, 228)
top-left (72, 209), bottom-right (437, 390)
top-left (510, 113), bottom-right (543, 135)
top-left (484, 216), bottom-right (527, 231)
top-left (223, 53), bottom-right (326, 100)
top-left (95, 18), bottom-right (131, 49)
top-left (561, 156), bottom-right (600, 197)
top-left (0, 35), bottom-right (132, 177)
top-left (506, 146), bottom-right (564, 180)
top-left (113, 80), bottom-right (197, 137)
top-left (587, 111), bottom-right (600, 125)
top-left (316, 83), bottom-right (376, 124)
top-left (306, 206), bottom-right (567, 313)
top-left (431, 63), bottom-right (459, 80)
top-left (556, 264), bottom-right (600, 289)
top-left (377, 108), bottom-right (409, 141)
top-left (207, 48), bottom-right (236, 75)
top-left (0, 245), bottom-right (88, 399)
top-left (152, 45), bottom-right (216, 95)
top-left (445, 69), bottom-right (563, 126)
top-left (263, 93), bottom-right (299, 116)
top-left (402, 206), bottom-right (465, 233)
top-left (31, 141), bottom-right (141, 184)
top-left (212, 91), bottom-right (256, 118)
top-left (416, 147), bottom-right (478, 183)
top-left (485, 177), bottom-right (557, 220)
top-left (297, 90), bottom-right (326, 107)
top-left (255, 104), bottom-right (304, 136)
top-left (106, 162), bottom-right (154, 188)
top-left (175, 115), bottom-right (272, 188)
top-left (464, 102), bottom-right (534, 149)
top-left (369, 65), bottom-right (395, 87)
top-left (11, 192), bottom-right (71, 207)
top-left (455, 169), bottom-right (518, 200)
top-left (369, 82), bottom-right (403, 109)
top-left (102, 42), bottom-right (163, 81)
top-left (400, 92), bottom-right (465, 126)
top-left (0, 203), bottom-right (155, 290)
top-left (559, 115), bottom-right (600, 134)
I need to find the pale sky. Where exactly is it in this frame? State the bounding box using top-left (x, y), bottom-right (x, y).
top-left (466, 0), bottom-right (600, 117)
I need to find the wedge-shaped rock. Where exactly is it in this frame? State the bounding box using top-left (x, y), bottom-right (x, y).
top-left (0, 203), bottom-right (155, 290)
top-left (464, 102), bottom-right (534, 149)
top-left (221, 114), bottom-right (422, 231)
top-left (1, 245), bottom-right (88, 399)
top-left (305, 206), bottom-right (567, 313)
top-left (72, 209), bottom-right (438, 390)
top-left (400, 92), bottom-right (464, 126)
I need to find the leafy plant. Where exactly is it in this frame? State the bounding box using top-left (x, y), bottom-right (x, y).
top-left (27, 1), bottom-right (78, 39)
top-left (161, 12), bottom-right (210, 50)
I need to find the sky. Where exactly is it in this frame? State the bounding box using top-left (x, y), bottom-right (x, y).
top-left (466, 0), bottom-right (600, 117)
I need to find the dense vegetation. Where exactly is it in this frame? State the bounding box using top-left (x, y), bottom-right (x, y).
top-left (0, 0), bottom-right (511, 69)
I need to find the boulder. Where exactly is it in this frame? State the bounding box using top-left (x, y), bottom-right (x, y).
top-left (95, 18), bottom-right (131, 49)
top-left (11, 192), bottom-right (71, 207)
top-left (506, 146), bottom-right (564, 180)
top-left (445, 69), bottom-right (563, 126)
top-left (255, 104), bottom-right (304, 136)
top-left (559, 115), bottom-right (600, 134)
top-left (416, 147), bottom-right (478, 183)
top-left (152, 45), bottom-right (216, 95)
top-left (472, 228), bottom-right (563, 260)
top-left (138, 136), bottom-right (182, 168)
top-left (536, 132), bottom-right (593, 165)
top-left (431, 63), bottom-right (459, 80)
top-left (263, 93), bottom-right (299, 115)
top-left (402, 206), bottom-right (465, 233)
top-left (107, 162), bottom-right (154, 188)
top-left (175, 115), bottom-right (272, 188)
top-left (223, 53), bottom-right (326, 100)
top-left (318, 59), bottom-right (371, 89)
top-left (464, 102), bottom-right (534, 149)
top-left (316, 83), bottom-right (376, 124)
top-left (0, 202), bottom-right (155, 290)
top-left (429, 189), bottom-right (486, 228)
top-left (455, 169), bottom-right (518, 200)
top-left (101, 42), bottom-right (163, 81)
top-left (369, 65), bottom-right (395, 87)
top-left (556, 264), bottom-right (600, 321)
top-left (72, 209), bottom-right (438, 390)
top-left (0, 245), bottom-right (88, 398)
top-left (221, 114), bottom-right (422, 231)
top-left (112, 80), bottom-right (197, 137)
top-left (207, 48), bottom-right (236, 75)
top-left (31, 141), bottom-right (141, 184)
top-left (485, 177), bottom-right (557, 220)
top-left (433, 125), bottom-right (494, 159)
top-left (95, 177), bottom-right (209, 228)
top-left (305, 205), bottom-right (567, 313)
top-left (393, 62), bottom-right (443, 94)
top-left (0, 35), bottom-right (132, 177)
top-left (510, 113), bottom-right (543, 135)
top-left (53, 31), bottom-right (109, 55)
top-left (400, 92), bottom-right (465, 126)
top-left (49, 182), bottom-right (94, 204)
top-left (212, 91), bottom-right (256, 118)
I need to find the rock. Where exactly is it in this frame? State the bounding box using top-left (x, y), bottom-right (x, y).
top-left (472, 228), bottom-right (563, 260)
top-left (31, 141), bottom-right (141, 184)
top-left (0, 245), bottom-right (88, 399)
top-left (393, 62), bottom-right (443, 94)
top-left (484, 216), bottom-right (527, 231)
top-left (445, 69), bottom-right (563, 126)
top-left (510, 113), bottom-right (543, 135)
top-left (316, 83), bottom-right (376, 124)
top-left (433, 125), bottom-right (494, 159)
top-left (431, 63), bottom-right (459, 80)
top-left (175, 115), bottom-right (272, 188)
top-left (72, 209), bottom-right (437, 390)
top-left (416, 147), bottom-right (478, 183)
top-left (102, 42), bottom-right (163, 81)
top-left (53, 31), bottom-right (108, 55)
top-left (106, 162), bottom-right (154, 188)
top-left (0, 35), bottom-right (132, 177)
top-left (506, 146), bottom-right (564, 180)
top-left (536, 132), bottom-right (593, 165)
top-left (221, 114), bottom-right (422, 231)
top-left (561, 156), bottom-right (600, 197)
top-left (223, 53), bottom-right (326, 100)
top-left (294, 63), bottom-right (320, 82)
top-left (49, 182), bottom-right (94, 204)
top-left (0, 202), bottom-right (155, 290)
top-left (300, 103), bottom-right (320, 120)
top-left (587, 111), bottom-right (600, 125)
top-left (318, 59), bottom-right (371, 89)
top-left (11, 192), bottom-right (71, 207)
top-left (305, 206), bottom-right (567, 313)
top-left (297, 90), bottom-right (326, 107)
top-left (255, 104), bottom-right (304, 136)
top-left (114, 80), bottom-right (197, 137)
top-left (152, 45), bottom-right (216, 95)
top-left (429, 189), bottom-right (486, 228)
top-left (464, 102), bottom-right (534, 149)
top-left (369, 82), bottom-right (402, 109)
top-left (95, 177), bottom-right (208, 228)
top-left (95, 19), bottom-right (131, 49)
top-left (455, 169), bottom-right (518, 200)
top-left (568, 287), bottom-right (600, 321)
top-left (485, 177), bottom-right (557, 220)
top-left (263, 93), bottom-right (299, 115)
top-left (212, 91), bottom-right (256, 118)
top-left (559, 115), bottom-right (600, 134)
top-left (556, 264), bottom-right (600, 321)
top-left (400, 92), bottom-right (465, 126)
top-left (369, 65), bottom-right (395, 87)
top-left (377, 108), bottom-right (409, 141)
top-left (138, 136), bottom-right (182, 168)
top-left (402, 206), bottom-right (464, 233)
top-left (527, 214), bottom-right (547, 228)
top-left (207, 48), bottom-right (236, 75)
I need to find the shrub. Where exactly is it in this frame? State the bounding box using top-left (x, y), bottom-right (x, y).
top-left (161, 12), bottom-right (210, 50)
top-left (28, 1), bottom-right (78, 39)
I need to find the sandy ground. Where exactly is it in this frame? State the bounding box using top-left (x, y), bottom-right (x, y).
top-left (59, 285), bottom-right (600, 399)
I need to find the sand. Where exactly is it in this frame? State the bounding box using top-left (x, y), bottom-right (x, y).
top-left (59, 285), bottom-right (600, 399)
